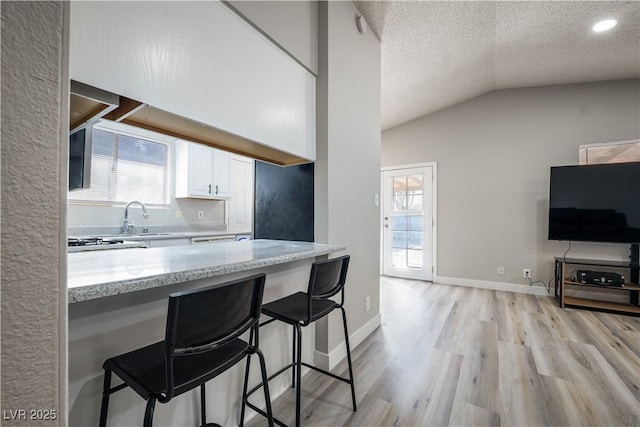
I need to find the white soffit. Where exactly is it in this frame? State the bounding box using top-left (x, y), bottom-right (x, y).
top-left (354, 1), bottom-right (640, 130)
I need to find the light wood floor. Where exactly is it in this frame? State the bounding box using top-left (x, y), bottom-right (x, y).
top-left (248, 276), bottom-right (640, 426)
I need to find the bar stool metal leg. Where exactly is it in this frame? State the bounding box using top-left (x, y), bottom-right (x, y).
top-left (256, 349), bottom-right (275, 427)
top-left (240, 353), bottom-right (251, 426)
top-left (291, 325), bottom-right (297, 388)
top-left (99, 369), bottom-right (112, 427)
top-left (143, 396), bottom-right (156, 427)
top-left (341, 306), bottom-right (357, 411)
top-left (295, 323), bottom-right (302, 427)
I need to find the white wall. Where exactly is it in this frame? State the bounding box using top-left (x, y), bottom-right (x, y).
top-left (382, 79), bottom-right (640, 287)
top-left (316, 1), bottom-right (382, 358)
top-left (228, 0), bottom-right (318, 74)
top-left (1, 1), bottom-right (68, 423)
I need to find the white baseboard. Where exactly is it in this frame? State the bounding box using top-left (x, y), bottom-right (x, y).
top-left (435, 275), bottom-right (551, 296)
top-left (314, 312), bottom-right (382, 371)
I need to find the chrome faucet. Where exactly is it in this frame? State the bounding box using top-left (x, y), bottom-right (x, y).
top-left (122, 200), bottom-right (149, 233)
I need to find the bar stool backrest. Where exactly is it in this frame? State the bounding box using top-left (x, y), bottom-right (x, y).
top-left (163, 273), bottom-right (266, 399)
top-left (306, 255), bottom-right (350, 322)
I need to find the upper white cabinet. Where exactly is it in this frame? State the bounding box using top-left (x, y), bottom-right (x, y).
top-left (69, 1), bottom-right (315, 163)
top-left (175, 140), bottom-right (230, 200)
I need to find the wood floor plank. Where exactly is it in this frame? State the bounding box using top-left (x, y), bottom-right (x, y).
top-left (571, 310), bottom-right (640, 399)
top-left (448, 399), bottom-right (501, 427)
top-left (498, 341), bottom-right (552, 426)
top-left (453, 320), bottom-right (501, 413)
top-left (246, 277), bottom-right (640, 427)
top-left (496, 296), bottom-right (532, 346)
top-left (538, 375), bottom-right (610, 427)
top-left (515, 292), bottom-right (545, 314)
top-left (342, 394), bottom-right (401, 427)
top-left (564, 339), bottom-right (640, 425)
top-left (398, 349), bottom-right (463, 427)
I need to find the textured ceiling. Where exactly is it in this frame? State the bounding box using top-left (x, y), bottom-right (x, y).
top-left (353, 1), bottom-right (640, 130)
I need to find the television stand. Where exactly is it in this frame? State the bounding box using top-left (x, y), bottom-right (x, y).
top-left (554, 251), bottom-right (640, 316)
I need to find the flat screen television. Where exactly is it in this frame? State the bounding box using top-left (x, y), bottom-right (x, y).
top-left (69, 126), bottom-right (92, 191)
top-left (548, 162), bottom-right (640, 244)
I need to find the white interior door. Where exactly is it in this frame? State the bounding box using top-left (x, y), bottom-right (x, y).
top-left (382, 165), bottom-right (434, 280)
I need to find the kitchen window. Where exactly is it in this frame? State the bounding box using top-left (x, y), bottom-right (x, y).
top-left (68, 126), bottom-right (170, 206)
top-left (579, 139), bottom-right (640, 165)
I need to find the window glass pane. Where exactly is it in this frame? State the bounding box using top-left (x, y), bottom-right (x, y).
top-left (406, 175), bottom-right (423, 194)
top-left (407, 249), bottom-right (423, 268)
top-left (407, 231), bottom-right (422, 249)
top-left (392, 231), bottom-right (407, 249)
top-left (391, 216), bottom-right (407, 230)
top-left (408, 215), bottom-right (423, 231)
top-left (393, 176), bottom-right (406, 193)
top-left (392, 248), bottom-right (407, 268)
top-left (580, 141), bottom-right (640, 165)
top-left (117, 134), bottom-right (167, 166)
top-left (393, 194), bottom-right (407, 211)
top-left (115, 161), bottom-right (166, 204)
top-left (407, 194), bottom-right (423, 211)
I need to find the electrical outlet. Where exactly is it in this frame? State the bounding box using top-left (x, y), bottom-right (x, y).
top-left (365, 296), bottom-right (371, 312)
top-left (523, 268), bottom-right (531, 279)
top-left (498, 266), bottom-right (505, 275)
top-left (175, 210), bottom-right (182, 219)
top-left (197, 210), bottom-right (204, 220)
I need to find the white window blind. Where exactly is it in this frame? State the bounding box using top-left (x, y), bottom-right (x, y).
top-left (579, 140), bottom-right (640, 165)
top-left (69, 127), bottom-right (169, 206)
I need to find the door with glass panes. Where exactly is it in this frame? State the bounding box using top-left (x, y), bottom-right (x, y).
top-left (382, 166), bottom-right (433, 280)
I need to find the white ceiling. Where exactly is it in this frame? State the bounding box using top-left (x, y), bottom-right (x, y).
top-left (353, 1), bottom-right (640, 130)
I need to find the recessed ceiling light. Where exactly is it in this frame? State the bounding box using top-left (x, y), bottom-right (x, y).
top-left (592, 19), bottom-right (617, 33)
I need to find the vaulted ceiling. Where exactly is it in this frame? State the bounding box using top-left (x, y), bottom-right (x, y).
top-left (353, 1), bottom-right (640, 130)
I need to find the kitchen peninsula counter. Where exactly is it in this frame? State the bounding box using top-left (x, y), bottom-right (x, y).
top-left (69, 239), bottom-right (346, 426)
top-left (68, 239), bottom-right (346, 303)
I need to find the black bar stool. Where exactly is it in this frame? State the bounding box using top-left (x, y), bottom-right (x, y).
top-left (99, 274), bottom-right (274, 427)
top-left (245, 255), bottom-right (356, 427)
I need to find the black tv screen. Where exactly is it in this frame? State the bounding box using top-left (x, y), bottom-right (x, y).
top-left (69, 127), bottom-right (92, 191)
top-left (548, 162), bottom-right (640, 244)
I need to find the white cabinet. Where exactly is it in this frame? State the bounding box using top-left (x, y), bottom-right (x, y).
top-left (175, 140), bottom-right (230, 200)
top-left (228, 155), bottom-right (254, 233)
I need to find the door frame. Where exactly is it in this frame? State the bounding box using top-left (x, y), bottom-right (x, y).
top-left (380, 162), bottom-right (438, 280)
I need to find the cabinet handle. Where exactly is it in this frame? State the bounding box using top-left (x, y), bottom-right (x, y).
top-left (215, 185), bottom-right (219, 194)
top-left (208, 184), bottom-right (212, 194)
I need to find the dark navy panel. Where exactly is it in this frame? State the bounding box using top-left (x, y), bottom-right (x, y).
top-left (254, 161), bottom-right (314, 242)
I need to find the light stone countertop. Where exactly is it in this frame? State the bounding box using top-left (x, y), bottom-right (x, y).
top-left (68, 239), bottom-right (346, 303)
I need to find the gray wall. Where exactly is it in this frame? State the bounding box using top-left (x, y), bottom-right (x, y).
top-left (316, 1), bottom-right (381, 353)
top-left (1, 1), bottom-right (68, 423)
top-left (382, 79), bottom-right (640, 286)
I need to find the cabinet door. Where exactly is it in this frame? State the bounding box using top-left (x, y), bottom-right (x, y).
top-left (188, 143), bottom-right (215, 198)
top-left (228, 155), bottom-right (254, 233)
top-left (212, 149), bottom-right (231, 199)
